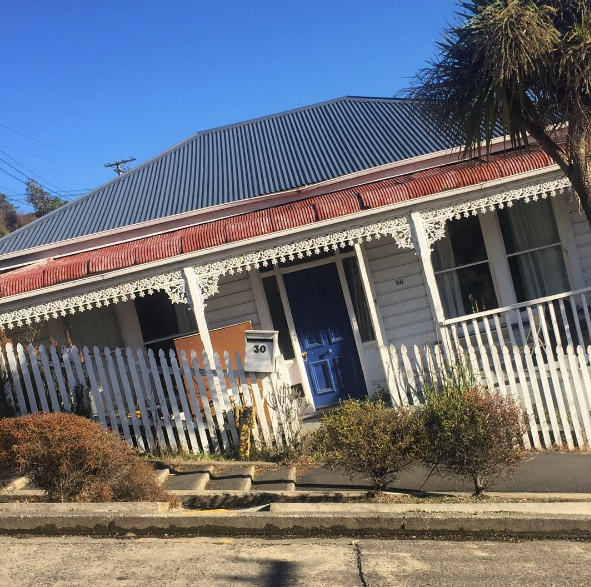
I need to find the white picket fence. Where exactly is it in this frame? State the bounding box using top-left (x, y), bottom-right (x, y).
top-left (387, 340), bottom-right (591, 450)
top-left (0, 343), bottom-right (292, 455)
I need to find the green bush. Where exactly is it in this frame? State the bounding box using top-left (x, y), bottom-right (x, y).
top-left (421, 372), bottom-right (527, 496)
top-left (0, 412), bottom-right (172, 503)
top-left (313, 398), bottom-right (424, 493)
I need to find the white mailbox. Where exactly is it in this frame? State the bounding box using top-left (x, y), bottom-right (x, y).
top-left (244, 330), bottom-right (278, 373)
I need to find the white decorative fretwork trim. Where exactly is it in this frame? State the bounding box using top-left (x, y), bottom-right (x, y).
top-left (0, 270), bottom-right (186, 330)
top-left (419, 176), bottom-right (572, 246)
top-left (0, 174), bottom-right (570, 329)
top-left (192, 215), bottom-right (413, 300)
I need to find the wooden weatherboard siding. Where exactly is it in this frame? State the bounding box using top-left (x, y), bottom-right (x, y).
top-left (568, 194), bottom-right (591, 288)
top-left (205, 272), bottom-right (261, 331)
top-left (365, 237), bottom-right (436, 347)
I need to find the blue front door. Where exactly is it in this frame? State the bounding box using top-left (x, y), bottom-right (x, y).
top-left (283, 263), bottom-right (366, 407)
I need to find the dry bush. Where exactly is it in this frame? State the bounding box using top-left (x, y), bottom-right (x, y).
top-left (313, 398), bottom-right (425, 493)
top-left (422, 378), bottom-right (528, 496)
top-left (0, 413), bottom-right (171, 503)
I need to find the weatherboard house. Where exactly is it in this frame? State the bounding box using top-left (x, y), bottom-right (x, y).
top-left (0, 96), bottom-right (586, 412)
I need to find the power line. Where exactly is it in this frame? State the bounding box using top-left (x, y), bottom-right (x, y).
top-left (0, 157), bottom-right (72, 200)
top-left (0, 148), bottom-right (69, 195)
top-left (0, 123), bottom-right (67, 152)
top-left (0, 165), bottom-right (29, 185)
top-left (0, 184), bottom-right (20, 196)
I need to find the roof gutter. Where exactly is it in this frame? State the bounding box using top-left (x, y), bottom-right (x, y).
top-left (0, 165), bottom-right (563, 309)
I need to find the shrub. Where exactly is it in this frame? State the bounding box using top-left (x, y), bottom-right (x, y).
top-left (313, 398), bottom-right (424, 493)
top-left (421, 376), bottom-right (528, 496)
top-left (0, 413), bottom-right (171, 503)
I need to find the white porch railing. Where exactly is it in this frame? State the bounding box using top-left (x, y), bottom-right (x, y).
top-left (0, 343), bottom-right (292, 456)
top-left (388, 338), bottom-right (591, 451)
top-left (440, 285), bottom-right (591, 353)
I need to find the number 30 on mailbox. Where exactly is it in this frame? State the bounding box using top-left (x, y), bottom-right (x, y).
top-left (244, 330), bottom-right (279, 373)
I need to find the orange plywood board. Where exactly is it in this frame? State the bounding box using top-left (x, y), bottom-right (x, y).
top-left (173, 321), bottom-right (252, 368)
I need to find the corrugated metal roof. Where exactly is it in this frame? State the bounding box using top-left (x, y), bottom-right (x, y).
top-left (0, 148), bottom-right (556, 298)
top-left (0, 97), bottom-right (457, 256)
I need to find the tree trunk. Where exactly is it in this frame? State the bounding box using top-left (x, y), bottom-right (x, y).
top-left (568, 126), bottom-right (591, 229)
top-left (522, 117), bottom-right (591, 228)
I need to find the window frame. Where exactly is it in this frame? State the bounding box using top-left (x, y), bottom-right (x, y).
top-left (431, 215), bottom-right (502, 318)
top-left (432, 194), bottom-right (578, 320)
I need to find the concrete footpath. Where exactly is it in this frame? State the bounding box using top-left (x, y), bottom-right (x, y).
top-left (2, 537), bottom-right (590, 587)
top-left (155, 453), bottom-right (591, 494)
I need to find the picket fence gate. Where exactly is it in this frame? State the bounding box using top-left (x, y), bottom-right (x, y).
top-left (0, 343), bottom-right (292, 456)
top-left (387, 339), bottom-right (591, 450)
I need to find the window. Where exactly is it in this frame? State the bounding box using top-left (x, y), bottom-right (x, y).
top-left (342, 257), bottom-right (375, 342)
top-left (134, 291), bottom-right (197, 352)
top-left (262, 275), bottom-right (295, 360)
top-left (63, 305), bottom-right (124, 350)
top-left (432, 215), bottom-right (498, 318)
top-left (497, 198), bottom-right (569, 303)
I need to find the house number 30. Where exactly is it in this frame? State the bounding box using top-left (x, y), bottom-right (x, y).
top-left (395, 279), bottom-right (404, 286)
top-left (253, 345), bottom-right (267, 353)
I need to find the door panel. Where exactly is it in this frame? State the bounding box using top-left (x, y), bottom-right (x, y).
top-left (283, 263), bottom-right (366, 407)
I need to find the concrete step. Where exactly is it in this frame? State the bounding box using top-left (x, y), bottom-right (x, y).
top-left (206, 466), bottom-right (255, 491)
top-left (252, 467), bottom-right (296, 491)
top-left (164, 465), bottom-right (213, 491)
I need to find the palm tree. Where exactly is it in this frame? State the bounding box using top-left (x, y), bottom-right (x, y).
top-left (409, 1), bottom-right (591, 223)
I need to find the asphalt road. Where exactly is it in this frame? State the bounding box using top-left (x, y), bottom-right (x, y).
top-left (1, 536), bottom-right (590, 586)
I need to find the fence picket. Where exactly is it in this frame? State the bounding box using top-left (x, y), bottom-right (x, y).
top-left (168, 349), bottom-right (201, 454)
top-left (566, 345), bottom-right (591, 444)
top-left (501, 345), bottom-right (530, 449)
top-left (94, 347), bottom-right (130, 443)
top-left (37, 345), bottom-right (61, 413)
top-left (157, 349), bottom-right (189, 452)
top-left (76, 346), bottom-right (107, 428)
top-left (82, 347), bottom-right (110, 429)
top-left (576, 346), bottom-right (591, 439)
top-left (61, 346), bottom-right (78, 408)
top-left (5, 345), bottom-right (27, 415)
top-left (387, 345), bottom-right (407, 406)
top-left (16, 344), bottom-right (38, 413)
top-left (0, 347), bottom-right (17, 414)
top-left (179, 350), bottom-right (210, 453)
top-left (556, 346), bottom-right (585, 447)
top-left (136, 349), bottom-right (168, 451)
top-left (27, 345), bottom-right (49, 412)
top-left (50, 345), bottom-right (71, 412)
top-left (489, 344), bottom-right (508, 396)
top-left (471, 321), bottom-right (496, 389)
top-left (105, 348), bottom-right (142, 450)
top-left (190, 350), bottom-right (219, 453)
top-left (125, 348), bottom-right (156, 452)
top-left (533, 345), bottom-right (563, 446)
top-left (547, 347), bottom-right (575, 449)
top-left (400, 345), bottom-right (420, 405)
top-left (114, 348), bottom-right (146, 452)
top-left (520, 346), bottom-right (551, 448)
top-left (413, 344), bottom-right (428, 390)
top-left (212, 352), bottom-right (240, 448)
top-left (145, 349), bottom-right (177, 452)
top-left (201, 352), bottom-right (231, 452)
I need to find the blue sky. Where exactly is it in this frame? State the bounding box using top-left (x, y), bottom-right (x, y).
top-left (0, 0), bottom-right (458, 212)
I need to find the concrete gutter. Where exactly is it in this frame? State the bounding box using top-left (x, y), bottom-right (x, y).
top-left (0, 503), bottom-right (591, 538)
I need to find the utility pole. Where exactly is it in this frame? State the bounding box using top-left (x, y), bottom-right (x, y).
top-left (104, 158), bottom-right (136, 176)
